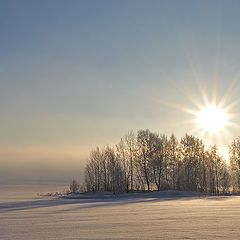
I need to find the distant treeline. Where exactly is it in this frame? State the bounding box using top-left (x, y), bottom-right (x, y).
top-left (83, 130), bottom-right (240, 194)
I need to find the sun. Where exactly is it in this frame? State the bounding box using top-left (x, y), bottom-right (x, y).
top-left (157, 75), bottom-right (240, 146)
top-left (166, 82), bottom-right (239, 146)
top-left (196, 105), bottom-right (228, 133)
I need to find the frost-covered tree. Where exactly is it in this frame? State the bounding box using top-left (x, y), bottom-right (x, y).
top-left (229, 137), bottom-right (240, 192)
top-left (69, 179), bottom-right (80, 193)
top-left (180, 134), bottom-right (205, 191)
top-left (135, 129), bottom-right (156, 191)
top-left (85, 146), bottom-right (125, 193)
top-left (115, 131), bottom-right (137, 192)
top-left (167, 134), bottom-right (181, 190)
top-left (84, 130), bottom-right (234, 194)
top-left (151, 134), bottom-right (168, 190)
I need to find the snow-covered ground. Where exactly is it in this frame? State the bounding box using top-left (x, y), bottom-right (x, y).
top-left (0, 185), bottom-right (240, 239)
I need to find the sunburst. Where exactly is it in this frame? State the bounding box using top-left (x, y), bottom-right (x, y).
top-left (180, 83), bottom-right (240, 147)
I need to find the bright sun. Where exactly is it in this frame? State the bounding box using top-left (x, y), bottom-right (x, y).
top-left (196, 105), bottom-right (228, 133)
top-left (163, 78), bottom-right (239, 147)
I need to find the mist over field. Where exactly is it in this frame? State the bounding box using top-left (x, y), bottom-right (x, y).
top-left (0, 158), bottom-right (85, 184)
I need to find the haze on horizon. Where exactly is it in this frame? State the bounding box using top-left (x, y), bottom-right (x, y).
top-left (1, 0), bottom-right (240, 183)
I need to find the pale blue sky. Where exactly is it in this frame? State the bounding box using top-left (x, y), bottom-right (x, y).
top-left (1, 0), bottom-right (240, 183)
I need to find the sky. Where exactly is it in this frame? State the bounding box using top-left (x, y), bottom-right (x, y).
top-left (1, 0), bottom-right (240, 183)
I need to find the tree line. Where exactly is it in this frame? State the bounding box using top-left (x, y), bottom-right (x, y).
top-left (83, 129), bottom-right (240, 194)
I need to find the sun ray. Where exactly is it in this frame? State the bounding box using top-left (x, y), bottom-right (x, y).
top-left (223, 97), bottom-right (240, 112)
top-left (218, 79), bottom-right (238, 108)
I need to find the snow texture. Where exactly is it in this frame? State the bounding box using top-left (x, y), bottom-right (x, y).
top-left (0, 185), bottom-right (240, 239)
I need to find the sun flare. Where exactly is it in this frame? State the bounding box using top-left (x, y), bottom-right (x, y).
top-left (165, 81), bottom-right (240, 146)
top-left (196, 105), bottom-right (228, 133)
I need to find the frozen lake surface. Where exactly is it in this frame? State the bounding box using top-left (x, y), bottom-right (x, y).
top-left (0, 185), bottom-right (240, 239)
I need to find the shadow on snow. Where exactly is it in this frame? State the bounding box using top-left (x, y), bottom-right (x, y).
top-left (0, 190), bottom-right (233, 213)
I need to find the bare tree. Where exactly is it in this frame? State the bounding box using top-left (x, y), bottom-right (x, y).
top-left (69, 179), bottom-right (80, 193)
top-left (168, 134), bottom-right (180, 190)
top-left (180, 134), bottom-right (205, 191)
top-left (115, 131), bottom-right (137, 192)
top-left (84, 130), bottom-right (234, 194)
top-left (229, 137), bottom-right (240, 192)
top-left (151, 134), bottom-right (167, 190)
top-left (85, 146), bottom-right (125, 194)
top-left (136, 129), bottom-right (155, 191)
